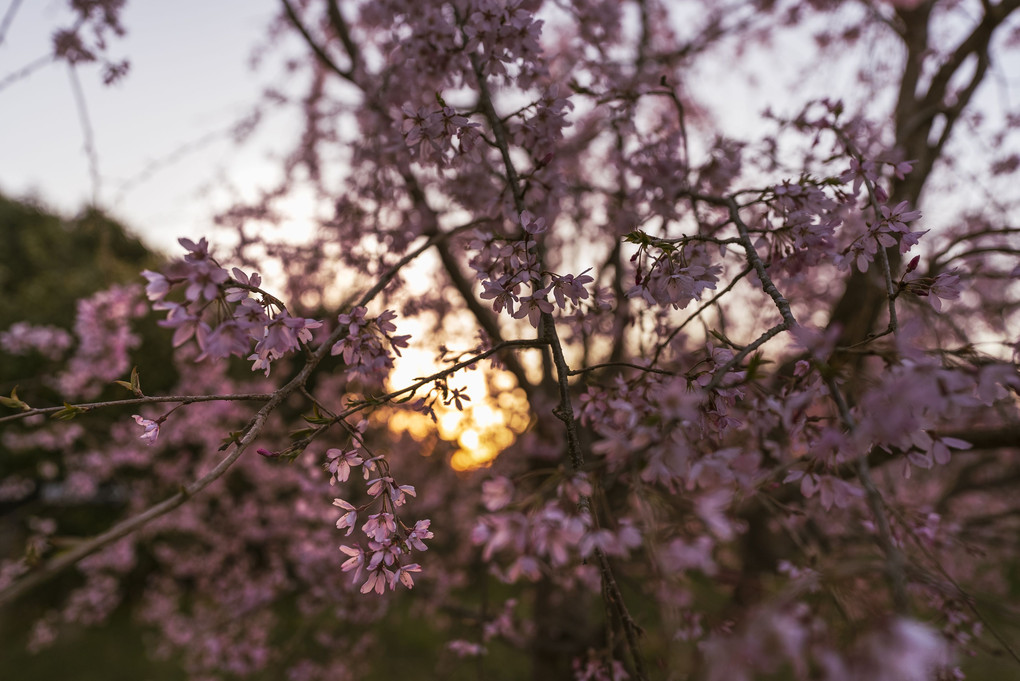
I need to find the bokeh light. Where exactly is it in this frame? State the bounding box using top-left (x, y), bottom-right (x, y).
top-left (386, 347), bottom-right (531, 471)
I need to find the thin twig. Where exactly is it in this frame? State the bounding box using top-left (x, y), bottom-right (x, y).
top-left (280, 0), bottom-right (353, 82)
top-left (651, 265), bottom-right (752, 367)
top-left (326, 0), bottom-right (359, 73)
top-left (339, 339), bottom-right (548, 418)
top-left (568, 362), bottom-right (675, 377)
top-left (0, 54), bottom-right (53, 94)
top-left (0, 393), bottom-right (274, 425)
top-left (596, 548), bottom-right (648, 681)
top-left (68, 64), bottom-right (101, 205)
top-left (824, 375), bottom-right (910, 613)
top-left (0, 0), bottom-right (24, 46)
top-left (110, 109), bottom-right (266, 207)
top-left (706, 321), bottom-right (790, 392)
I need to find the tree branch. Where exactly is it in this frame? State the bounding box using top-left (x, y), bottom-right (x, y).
top-left (0, 393), bottom-right (273, 424)
top-left (825, 376), bottom-right (910, 613)
top-left (280, 0), bottom-right (353, 82)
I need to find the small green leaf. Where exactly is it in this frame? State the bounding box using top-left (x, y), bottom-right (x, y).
top-left (218, 430), bottom-right (244, 451)
top-left (708, 329), bottom-right (730, 346)
top-left (745, 352), bottom-right (773, 380)
top-left (25, 541), bottom-right (42, 567)
top-left (115, 366), bottom-right (143, 396)
top-left (289, 427), bottom-right (316, 441)
top-left (624, 230), bottom-right (651, 246)
top-left (281, 446), bottom-right (306, 462)
top-left (302, 403), bottom-right (332, 425)
top-left (0, 386), bottom-right (30, 412)
top-left (51, 402), bottom-right (87, 420)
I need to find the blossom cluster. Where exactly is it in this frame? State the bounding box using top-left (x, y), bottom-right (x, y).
top-left (57, 284), bottom-right (147, 399)
top-left (472, 475), bottom-right (641, 585)
top-left (901, 263), bottom-right (963, 311)
top-left (330, 307), bottom-right (410, 377)
top-left (764, 180), bottom-right (841, 274)
top-left (461, 0), bottom-right (547, 87)
top-left (471, 211), bottom-right (594, 327)
top-left (841, 198), bottom-right (927, 273)
top-left (327, 442), bottom-right (432, 594)
top-left (506, 84), bottom-right (575, 151)
top-left (401, 102), bottom-right (482, 166)
top-left (626, 242), bottom-right (723, 311)
top-left (0, 322), bottom-right (74, 360)
top-left (142, 238), bottom-right (322, 376)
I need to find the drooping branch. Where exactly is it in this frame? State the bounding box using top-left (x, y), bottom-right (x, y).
top-left (0, 392), bottom-right (273, 425)
top-left (688, 193), bottom-right (797, 391)
top-left (0, 0), bottom-right (24, 47)
top-left (886, 502), bottom-right (1020, 668)
top-left (827, 1), bottom-right (1019, 357)
top-left (68, 64), bottom-right (101, 206)
top-left (0, 54), bottom-right (54, 94)
top-left (463, 21), bottom-right (649, 678)
top-left (281, 0), bottom-right (537, 396)
top-left (325, 0), bottom-right (359, 75)
top-left (824, 375), bottom-right (910, 614)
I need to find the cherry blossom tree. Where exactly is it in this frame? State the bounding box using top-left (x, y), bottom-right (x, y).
top-left (2, 0), bottom-right (1020, 679)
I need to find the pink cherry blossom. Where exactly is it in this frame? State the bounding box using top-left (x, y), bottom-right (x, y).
top-left (325, 448), bottom-right (363, 485)
top-left (332, 498), bottom-right (358, 536)
top-left (131, 415), bottom-right (159, 446)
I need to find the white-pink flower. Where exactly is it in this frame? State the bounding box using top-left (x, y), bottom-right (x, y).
top-left (519, 210), bottom-right (548, 235)
top-left (406, 519), bottom-right (433, 551)
top-left (390, 563), bottom-right (421, 589)
top-left (339, 544), bottom-right (365, 583)
top-left (131, 415), bottom-right (159, 446)
top-left (333, 498), bottom-right (358, 536)
top-left (481, 476), bottom-right (514, 511)
top-left (325, 448), bottom-right (364, 485)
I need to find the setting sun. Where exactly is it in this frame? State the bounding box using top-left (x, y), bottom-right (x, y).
top-left (385, 346), bottom-right (531, 471)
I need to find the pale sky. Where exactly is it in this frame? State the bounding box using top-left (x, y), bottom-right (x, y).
top-left (0, 0), bottom-right (284, 254)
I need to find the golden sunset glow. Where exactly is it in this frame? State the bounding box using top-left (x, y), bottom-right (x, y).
top-left (386, 347), bottom-right (531, 471)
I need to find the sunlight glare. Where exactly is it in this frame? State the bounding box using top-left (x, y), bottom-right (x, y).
top-left (385, 343), bottom-right (532, 471)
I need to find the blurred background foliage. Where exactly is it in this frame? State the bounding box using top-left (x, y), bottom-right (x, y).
top-left (0, 195), bottom-right (158, 328)
top-left (0, 196), bottom-right (184, 678)
top-left (0, 194), bottom-right (175, 393)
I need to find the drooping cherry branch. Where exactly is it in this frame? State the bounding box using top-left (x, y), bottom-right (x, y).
top-left (0, 219), bottom-right (525, 607)
top-left (461, 22), bottom-right (650, 678)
